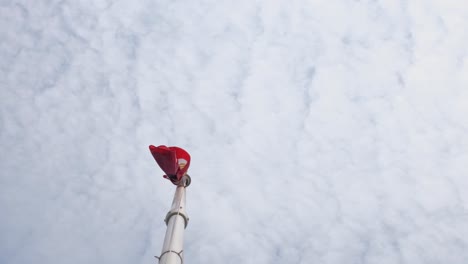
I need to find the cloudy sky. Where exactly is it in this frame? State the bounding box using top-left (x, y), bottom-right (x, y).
top-left (1, 0), bottom-right (468, 263)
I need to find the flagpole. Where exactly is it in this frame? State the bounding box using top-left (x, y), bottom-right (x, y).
top-left (157, 175), bottom-right (191, 264)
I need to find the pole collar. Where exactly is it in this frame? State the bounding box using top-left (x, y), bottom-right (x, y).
top-left (155, 250), bottom-right (184, 263)
top-left (165, 211), bottom-right (189, 228)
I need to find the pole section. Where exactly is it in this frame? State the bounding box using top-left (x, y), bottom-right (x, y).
top-left (157, 176), bottom-right (190, 264)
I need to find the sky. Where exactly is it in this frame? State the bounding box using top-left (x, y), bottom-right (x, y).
top-left (1, 0), bottom-right (468, 263)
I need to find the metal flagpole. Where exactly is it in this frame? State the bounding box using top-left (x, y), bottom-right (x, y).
top-left (157, 175), bottom-right (191, 264)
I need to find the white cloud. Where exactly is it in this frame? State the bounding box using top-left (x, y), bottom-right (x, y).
top-left (1, 0), bottom-right (468, 263)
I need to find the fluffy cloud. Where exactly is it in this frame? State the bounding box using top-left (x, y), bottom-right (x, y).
top-left (1, 1), bottom-right (468, 263)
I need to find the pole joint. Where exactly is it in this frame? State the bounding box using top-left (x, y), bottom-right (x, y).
top-left (155, 250), bottom-right (184, 263)
top-left (164, 211), bottom-right (189, 228)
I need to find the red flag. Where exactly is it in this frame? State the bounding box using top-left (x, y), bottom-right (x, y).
top-left (149, 145), bottom-right (191, 184)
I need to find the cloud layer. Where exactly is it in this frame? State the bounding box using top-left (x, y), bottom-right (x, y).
top-left (1, 1), bottom-right (468, 263)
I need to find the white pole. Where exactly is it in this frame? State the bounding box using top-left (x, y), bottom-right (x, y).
top-left (158, 176), bottom-right (190, 264)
